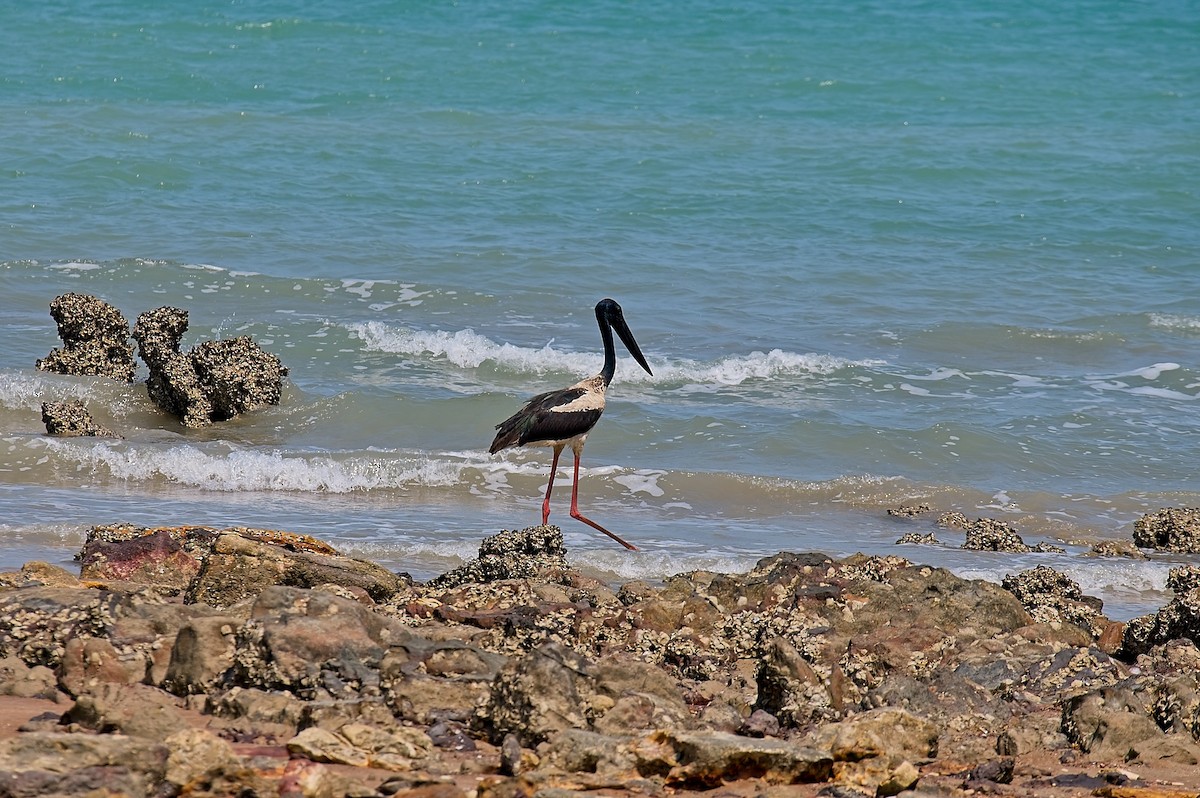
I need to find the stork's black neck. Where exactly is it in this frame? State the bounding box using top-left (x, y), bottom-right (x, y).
top-left (599, 317), bottom-right (617, 387)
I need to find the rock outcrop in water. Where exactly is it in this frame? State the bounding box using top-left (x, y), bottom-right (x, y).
top-left (957, 516), bottom-right (1066, 554)
top-left (1133, 507), bottom-right (1200, 553)
top-left (34, 294), bottom-right (288, 429)
top-left (1, 525), bottom-right (1200, 796)
top-left (40, 399), bottom-right (119, 438)
top-left (133, 305), bottom-right (288, 427)
top-left (35, 293), bottom-right (136, 382)
top-left (890, 507), bottom-right (1068, 554)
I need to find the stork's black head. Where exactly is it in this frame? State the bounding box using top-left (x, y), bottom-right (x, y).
top-left (595, 297), bottom-right (622, 320)
top-left (596, 297), bottom-right (652, 377)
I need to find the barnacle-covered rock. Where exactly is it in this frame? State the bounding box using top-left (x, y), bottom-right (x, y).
top-left (4, 519), bottom-right (1199, 795)
top-left (36, 293), bottom-right (136, 382)
top-left (961, 517), bottom-right (1065, 553)
top-left (41, 399), bottom-right (119, 437)
top-left (427, 525), bottom-right (569, 589)
top-left (1134, 508), bottom-right (1200, 553)
top-left (1002, 565), bottom-right (1106, 638)
top-left (132, 305), bottom-right (287, 426)
top-left (477, 642), bottom-right (691, 746)
top-left (1120, 565), bottom-right (1200, 659)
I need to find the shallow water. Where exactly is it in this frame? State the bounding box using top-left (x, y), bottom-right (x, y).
top-left (2, 1), bottom-right (1198, 619)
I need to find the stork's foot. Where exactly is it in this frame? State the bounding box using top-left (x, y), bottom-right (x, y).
top-left (570, 510), bottom-right (639, 551)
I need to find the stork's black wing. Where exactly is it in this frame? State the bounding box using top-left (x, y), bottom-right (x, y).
top-left (489, 387), bottom-right (603, 453)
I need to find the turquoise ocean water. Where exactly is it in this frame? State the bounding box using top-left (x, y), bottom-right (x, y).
top-left (2, 1), bottom-right (1198, 618)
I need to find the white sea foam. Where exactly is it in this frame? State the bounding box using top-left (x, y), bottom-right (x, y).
top-left (47, 261), bottom-right (101, 271)
top-left (335, 539), bottom-right (764, 585)
top-left (43, 439), bottom-right (472, 493)
top-left (1109, 362), bottom-right (1180, 380)
top-left (571, 548), bottom-right (761, 583)
top-left (340, 282), bottom-right (391, 303)
top-left (661, 349), bottom-right (877, 386)
top-left (0, 371), bottom-right (93, 411)
top-left (1081, 363), bottom-right (1199, 400)
top-left (348, 321), bottom-right (565, 371)
top-left (612, 469), bottom-right (667, 497)
top-left (958, 557), bottom-right (1173, 620)
top-left (900, 367), bottom-right (969, 382)
top-left (345, 321), bottom-right (882, 387)
top-left (1124, 386), bottom-right (1199, 401)
top-left (1087, 376), bottom-right (1198, 402)
top-left (1149, 313), bottom-right (1200, 331)
top-left (38, 438), bottom-right (648, 495)
top-left (1063, 559), bottom-right (1172, 596)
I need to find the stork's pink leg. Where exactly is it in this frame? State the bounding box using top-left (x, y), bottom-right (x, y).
top-left (568, 449), bottom-right (639, 551)
top-left (542, 445), bottom-right (564, 525)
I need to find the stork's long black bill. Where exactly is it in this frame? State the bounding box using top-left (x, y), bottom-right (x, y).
top-left (612, 316), bottom-right (653, 376)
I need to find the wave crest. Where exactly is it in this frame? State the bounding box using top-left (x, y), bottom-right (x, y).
top-left (0, 371), bottom-right (95, 411)
top-left (345, 321), bottom-right (881, 386)
top-left (1150, 313), bottom-right (1200, 332)
top-left (45, 439), bottom-right (467, 493)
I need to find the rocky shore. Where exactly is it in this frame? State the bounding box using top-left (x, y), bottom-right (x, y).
top-left (2, 521), bottom-right (1200, 797)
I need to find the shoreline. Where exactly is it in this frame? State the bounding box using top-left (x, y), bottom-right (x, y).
top-left (6, 286), bottom-right (1199, 632)
top-left (0, 522), bottom-right (1199, 796)
top-left (0, 498), bottom-right (1187, 623)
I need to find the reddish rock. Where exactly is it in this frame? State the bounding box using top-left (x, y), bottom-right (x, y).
top-left (79, 530), bottom-right (199, 595)
top-left (58, 637), bottom-right (143, 697)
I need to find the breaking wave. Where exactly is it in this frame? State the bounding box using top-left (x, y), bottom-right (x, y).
top-left (345, 321), bottom-right (882, 386)
top-left (42, 439), bottom-right (470, 493)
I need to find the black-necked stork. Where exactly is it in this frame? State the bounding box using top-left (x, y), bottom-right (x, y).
top-left (489, 298), bottom-right (653, 551)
